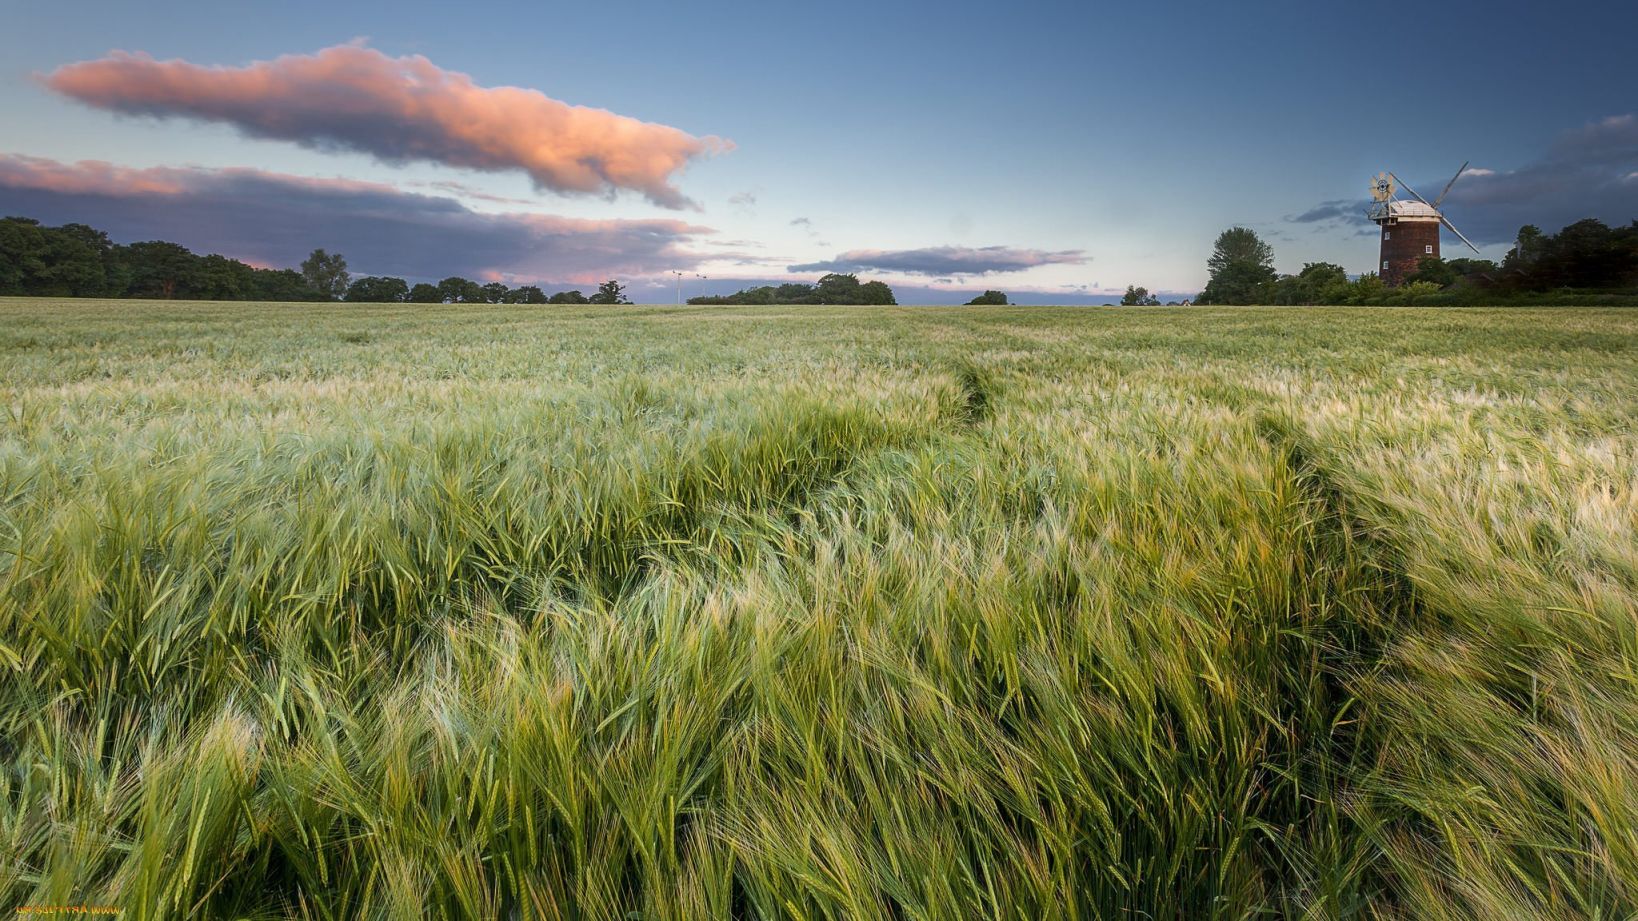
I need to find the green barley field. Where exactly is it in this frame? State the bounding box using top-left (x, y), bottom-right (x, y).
top-left (2, 299), bottom-right (1635, 920)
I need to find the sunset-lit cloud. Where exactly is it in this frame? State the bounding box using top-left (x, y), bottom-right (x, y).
top-left (0, 154), bottom-right (714, 281)
top-left (44, 44), bottom-right (730, 209)
top-left (790, 245), bottom-right (1088, 277)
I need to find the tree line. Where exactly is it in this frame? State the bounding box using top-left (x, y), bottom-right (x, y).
top-left (687, 273), bottom-right (896, 305)
top-left (1186, 219), bottom-right (1638, 306)
top-left (356, 276), bottom-right (629, 305)
top-left (2, 217), bottom-right (329, 301)
top-left (0, 216), bottom-right (633, 304)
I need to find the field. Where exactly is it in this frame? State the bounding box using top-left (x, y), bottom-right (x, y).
top-left (1, 299), bottom-right (1635, 920)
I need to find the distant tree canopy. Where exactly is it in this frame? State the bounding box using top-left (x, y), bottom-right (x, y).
top-left (689, 274), bottom-right (896, 306)
top-left (1119, 285), bottom-right (1161, 306)
top-left (0, 215), bottom-right (647, 305)
top-left (345, 276), bottom-right (409, 303)
top-left (300, 249), bottom-right (350, 300)
top-left (1269, 262), bottom-right (1350, 306)
top-left (966, 290), bottom-right (1008, 305)
top-left (1197, 227), bottom-right (1277, 305)
top-left (1499, 219), bottom-right (1638, 290)
top-left (0, 217), bottom-right (329, 301)
top-left (590, 279), bottom-right (630, 305)
top-left (505, 285), bottom-right (548, 304)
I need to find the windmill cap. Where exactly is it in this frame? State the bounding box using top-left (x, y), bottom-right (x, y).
top-left (1381, 200), bottom-right (1442, 219)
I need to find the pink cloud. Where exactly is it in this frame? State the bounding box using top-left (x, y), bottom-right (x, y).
top-left (44, 45), bottom-right (730, 209)
top-left (0, 154), bottom-right (192, 196)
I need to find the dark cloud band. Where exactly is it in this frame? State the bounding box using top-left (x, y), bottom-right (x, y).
top-left (0, 155), bottom-right (714, 282)
top-left (790, 245), bottom-right (1087, 277)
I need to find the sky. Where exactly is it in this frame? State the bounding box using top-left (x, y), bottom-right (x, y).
top-left (2, 0), bottom-right (1635, 304)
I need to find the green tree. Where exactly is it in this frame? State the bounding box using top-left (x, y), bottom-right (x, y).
top-left (548, 289), bottom-right (589, 304)
top-left (1120, 285), bottom-right (1161, 306)
top-left (249, 268), bottom-right (324, 301)
top-left (1198, 227), bottom-right (1276, 305)
top-left (300, 249), bottom-right (350, 300)
top-left (194, 254), bottom-right (252, 300)
top-left (122, 241), bottom-right (200, 300)
top-left (1272, 262), bottom-right (1350, 305)
top-left (40, 223), bottom-right (113, 296)
top-left (0, 218), bottom-right (119, 296)
top-left (0, 218), bottom-right (48, 294)
top-left (481, 282), bottom-right (509, 304)
top-left (346, 276), bottom-right (410, 303)
top-left (965, 290), bottom-right (1008, 305)
top-left (407, 283), bottom-right (442, 303)
top-left (1404, 257), bottom-right (1456, 289)
top-left (774, 283), bottom-right (815, 303)
top-left (589, 279), bottom-right (629, 305)
top-left (857, 280), bottom-right (896, 305)
top-left (436, 276), bottom-right (484, 304)
top-left (816, 273), bottom-right (863, 304)
top-left (504, 285), bottom-right (548, 304)
top-left (1502, 225), bottom-right (1545, 274)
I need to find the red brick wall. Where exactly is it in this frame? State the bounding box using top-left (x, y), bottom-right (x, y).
top-left (1378, 221), bottom-right (1440, 287)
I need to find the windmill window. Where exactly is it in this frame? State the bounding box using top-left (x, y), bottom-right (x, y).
top-left (1425, 244), bottom-right (1433, 254)
top-left (1382, 260), bottom-right (1389, 270)
top-left (1384, 231), bottom-right (1391, 240)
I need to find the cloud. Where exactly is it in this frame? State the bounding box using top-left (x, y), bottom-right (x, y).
top-left (789, 217), bottom-right (811, 226)
top-left (1436, 114), bottom-right (1638, 243)
top-left (789, 245), bottom-right (1088, 277)
top-left (43, 45), bottom-right (729, 209)
top-left (728, 191), bottom-right (757, 208)
top-left (1291, 114), bottom-right (1638, 245)
top-left (0, 154), bottom-right (713, 282)
top-left (1289, 200), bottom-right (1359, 224)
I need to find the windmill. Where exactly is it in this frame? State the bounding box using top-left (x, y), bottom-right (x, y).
top-left (1367, 162), bottom-right (1480, 286)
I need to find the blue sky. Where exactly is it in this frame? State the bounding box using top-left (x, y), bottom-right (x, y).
top-left (2, 0), bottom-right (1635, 302)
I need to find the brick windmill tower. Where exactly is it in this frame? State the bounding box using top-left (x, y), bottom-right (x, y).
top-left (1367, 164), bottom-right (1480, 286)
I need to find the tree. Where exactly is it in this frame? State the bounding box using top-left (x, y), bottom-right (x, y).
top-left (436, 276), bottom-right (484, 303)
top-left (249, 268), bottom-right (322, 302)
top-left (966, 290), bottom-right (1008, 305)
top-left (122, 241), bottom-right (200, 299)
top-left (346, 276), bottom-right (410, 303)
top-left (300, 249), bottom-right (350, 300)
top-left (407, 283), bottom-right (442, 303)
top-left (1271, 262), bottom-right (1349, 305)
top-left (689, 278), bottom-right (896, 306)
top-left (775, 283), bottom-right (815, 302)
top-left (194, 254), bottom-right (252, 300)
top-left (1503, 225), bottom-right (1545, 273)
top-left (481, 282), bottom-right (509, 304)
top-left (590, 279), bottom-right (629, 305)
top-left (0, 217), bottom-right (113, 296)
top-left (1403, 256), bottom-right (1456, 289)
top-left (548, 289), bottom-right (589, 304)
top-left (816, 273), bottom-right (863, 304)
top-left (1498, 220), bottom-right (1638, 291)
top-left (1198, 227), bottom-right (1276, 305)
top-left (504, 285), bottom-right (548, 304)
top-left (1120, 285), bottom-right (1160, 306)
top-left (857, 280), bottom-right (896, 305)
